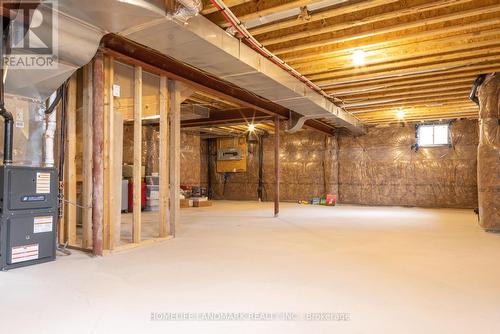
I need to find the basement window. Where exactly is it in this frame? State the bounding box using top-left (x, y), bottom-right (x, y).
top-left (416, 123), bottom-right (451, 147)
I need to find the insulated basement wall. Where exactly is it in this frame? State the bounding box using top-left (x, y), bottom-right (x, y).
top-left (477, 73), bottom-right (500, 231)
top-left (123, 126), bottom-right (202, 185)
top-left (207, 128), bottom-right (339, 201)
top-left (338, 119), bottom-right (478, 208)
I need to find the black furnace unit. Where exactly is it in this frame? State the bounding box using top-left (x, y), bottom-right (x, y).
top-left (0, 166), bottom-right (58, 270)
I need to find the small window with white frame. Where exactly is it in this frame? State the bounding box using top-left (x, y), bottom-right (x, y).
top-left (416, 123), bottom-right (451, 147)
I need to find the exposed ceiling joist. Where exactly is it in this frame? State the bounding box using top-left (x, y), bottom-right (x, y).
top-left (181, 108), bottom-right (271, 127)
top-left (203, 0), bottom-right (498, 124)
top-left (260, 0), bottom-right (473, 46)
top-left (205, 0), bottom-right (327, 27)
top-left (249, 0), bottom-right (399, 35)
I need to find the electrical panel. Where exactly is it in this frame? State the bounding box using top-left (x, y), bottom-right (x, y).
top-left (217, 147), bottom-right (243, 161)
top-left (216, 137), bottom-right (247, 173)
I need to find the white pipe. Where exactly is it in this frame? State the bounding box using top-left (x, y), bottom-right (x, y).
top-left (44, 90), bottom-right (58, 167)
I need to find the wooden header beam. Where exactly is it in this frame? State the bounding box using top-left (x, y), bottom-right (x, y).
top-left (181, 108), bottom-right (271, 127)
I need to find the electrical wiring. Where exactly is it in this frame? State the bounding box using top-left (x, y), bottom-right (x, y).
top-left (208, 0), bottom-right (335, 101)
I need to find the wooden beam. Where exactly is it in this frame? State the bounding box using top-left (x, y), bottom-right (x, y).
top-left (272, 3), bottom-right (500, 55)
top-left (342, 84), bottom-right (473, 102)
top-left (207, 0), bottom-right (325, 28)
top-left (281, 16), bottom-right (500, 63)
top-left (201, 0), bottom-right (250, 15)
top-left (112, 112), bottom-right (124, 247)
top-left (194, 91), bottom-right (240, 108)
top-left (274, 115), bottom-right (280, 218)
top-left (315, 54), bottom-right (500, 86)
top-left (347, 97), bottom-right (473, 113)
top-left (103, 55), bottom-right (114, 250)
top-left (350, 99), bottom-right (475, 113)
top-left (249, 0), bottom-right (398, 36)
top-left (290, 24), bottom-right (500, 68)
top-left (308, 47), bottom-right (500, 82)
top-left (64, 74), bottom-right (77, 246)
top-left (322, 64), bottom-right (500, 91)
top-left (344, 92), bottom-right (471, 110)
top-left (295, 29), bottom-right (500, 75)
top-left (261, 0), bottom-right (472, 46)
top-left (133, 65), bottom-right (142, 244)
top-left (82, 64), bottom-right (93, 249)
top-left (359, 110), bottom-right (478, 123)
top-left (92, 51), bottom-right (105, 256)
top-left (159, 76), bottom-right (169, 237)
top-left (181, 108), bottom-right (268, 127)
top-left (169, 80), bottom-right (181, 237)
top-left (333, 76), bottom-right (481, 96)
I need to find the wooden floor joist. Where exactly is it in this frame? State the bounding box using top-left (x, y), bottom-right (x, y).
top-left (202, 0), bottom-right (500, 123)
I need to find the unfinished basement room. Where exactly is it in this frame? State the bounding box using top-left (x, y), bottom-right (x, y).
top-left (0, 0), bottom-right (499, 333)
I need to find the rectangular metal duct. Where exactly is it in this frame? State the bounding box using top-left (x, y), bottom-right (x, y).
top-left (121, 15), bottom-right (364, 134)
top-left (5, 1), bottom-right (363, 134)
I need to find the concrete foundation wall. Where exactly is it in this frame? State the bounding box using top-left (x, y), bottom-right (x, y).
top-left (338, 119), bottom-right (478, 208)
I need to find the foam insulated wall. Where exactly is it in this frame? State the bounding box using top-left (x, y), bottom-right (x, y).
top-left (122, 125), bottom-right (202, 185)
top-left (338, 119), bottom-right (478, 208)
top-left (477, 73), bottom-right (500, 231)
top-left (208, 127), bottom-right (339, 201)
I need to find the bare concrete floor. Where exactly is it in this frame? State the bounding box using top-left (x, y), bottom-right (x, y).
top-left (1, 201), bottom-right (500, 334)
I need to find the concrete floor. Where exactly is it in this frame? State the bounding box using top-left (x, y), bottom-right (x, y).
top-left (1, 201), bottom-right (500, 334)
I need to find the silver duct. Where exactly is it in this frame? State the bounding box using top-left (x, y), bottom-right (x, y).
top-left (171, 0), bottom-right (202, 24)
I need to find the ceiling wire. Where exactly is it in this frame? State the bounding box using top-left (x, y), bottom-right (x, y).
top-left (207, 0), bottom-right (346, 105)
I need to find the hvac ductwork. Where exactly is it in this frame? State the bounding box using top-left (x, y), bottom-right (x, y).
top-left (170, 0), bottom-right (202, 24)
top-left (4, 0), bottom-right (363, 135)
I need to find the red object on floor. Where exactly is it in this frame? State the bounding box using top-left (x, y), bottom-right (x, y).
top-left (128, 181), bottom-right (146, 212)
top-left (326, 194), bottom-right (337, 205)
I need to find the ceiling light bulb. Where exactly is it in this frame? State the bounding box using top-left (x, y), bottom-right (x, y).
top-left (396, 108), bottom-right (405, 120)
top-left (248, 123), bottom-right (256, 132)
top-left (352, 50), bottom-right (365, 66)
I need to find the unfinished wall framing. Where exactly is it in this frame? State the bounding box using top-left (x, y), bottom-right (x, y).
top-left (58, 51), bottom-right (187, 254)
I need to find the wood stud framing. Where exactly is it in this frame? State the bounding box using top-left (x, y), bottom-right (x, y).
top-left (133, 65), bottom-right (143, 244)
top-left (103, 55), bottom-right (115, 250)
top-left (274, 115), bottom-right (280, 217)
top-left (77, 53), bottom-right (181, 254)
top-left (159, 76), bottom-right (170, 237)
top-left (82, 64), bottom-right (93, 249)
top-left (64, 74), bottom-right (77, 246)
top-left (92, 51), bottom-right (105, 256)
top-left (168, 80), bottom-right (181, 237)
